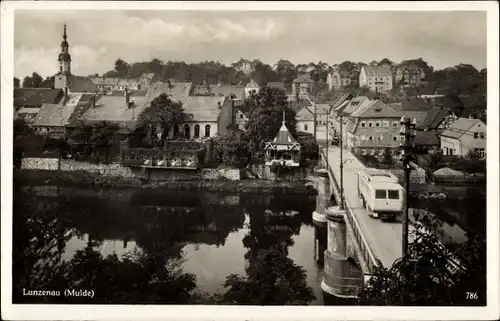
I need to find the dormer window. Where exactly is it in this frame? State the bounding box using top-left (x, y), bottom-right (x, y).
top-left (375, 122), bottom-right (381, 127)
top-left (368, 122), bottom-right (373, 128)
top-left (360, 122), bottom-right (366, 127)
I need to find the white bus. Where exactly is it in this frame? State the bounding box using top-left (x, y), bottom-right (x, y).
top-left (356, 169), bottom-right (404, 221)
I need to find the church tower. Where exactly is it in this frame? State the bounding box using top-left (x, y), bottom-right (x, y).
top-left (54, 23), bottom-right (72, 89)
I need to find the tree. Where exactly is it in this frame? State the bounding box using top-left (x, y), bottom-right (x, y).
top-left (250, 62), bottom-right (280, 86)
top-left (211, 130), bottom-right (251, 168)
top-left (22, 72), bottom-right (43, 88)
top-left (244, 86), bottom-right (297, 156)
top-left (358, 224), bottom-right (486, 306)
top-left (136, 93), bottom-right (185, 144)
top-left (14, 77), bottom-right (20, 88)
top-left (40, 76), bottom-right (55, 88)
top-left (114, 58), bottom-right (130, 74)
top-left (378, 58), bottom-right (394, 67)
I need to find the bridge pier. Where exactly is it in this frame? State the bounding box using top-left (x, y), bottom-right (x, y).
top-left (321, 206), bottom-right (364, 303)
top-left (312, 169), bottom-right (330, 226)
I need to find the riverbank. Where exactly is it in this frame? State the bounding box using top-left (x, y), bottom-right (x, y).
top-left (15, 170), bottom-right (318, 195)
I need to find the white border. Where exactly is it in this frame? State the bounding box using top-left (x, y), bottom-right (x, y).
top-left (1, 1), bottom-right (499, 320)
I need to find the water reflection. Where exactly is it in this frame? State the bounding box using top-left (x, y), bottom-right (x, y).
top-left (13, 184), bottom-right (319, 305)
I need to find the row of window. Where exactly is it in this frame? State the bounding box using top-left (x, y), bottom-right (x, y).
top-left (360, 148), bottom-right (395, 156)
top-left (172, 124), bottom-right (211, 138)
top-left (34, 127), bottom-right (63, 133)
top-left (473, 132), bottom-right (486, 139)
top-left (360, 121), bottom-right (399, 128)
top-left (359, 135), bottom-right (404, 142)
top-left (375, 189), bottom-right (400, 200)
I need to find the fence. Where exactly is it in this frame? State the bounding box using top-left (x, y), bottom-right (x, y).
top-left (320, 149), bottom-right (381, 274)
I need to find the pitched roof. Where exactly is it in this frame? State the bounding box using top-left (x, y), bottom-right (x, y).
top-left (315, 103), bottom-right (331, 115)
top-left (351, 100), bottom-right (400, 118)
top-left (14, 88), bottom-right (63, 107)
top-left (267, 82), bottom-right (286, 91)
top-left (402, 110), bottom-right (429, 127)
top-left (182, 96), bottom-right (226, 122)
top-left (145, 82), bottom-right (192, 104)
top-left (67, 75), bottom-right (98, 93)
top-left (296, 106), bottom-right (315, 121)
top-left (273, 121), bottom-right (299, 145)
top-left (79, 93), bottom-right (149, 125)
top-left (418, 107), bottom-right (452, 130)
top-left (362, 65), bottom-right (392, 76)
top-left (401, 99), bottom-right (433, 111)
top-left (346, 118), bottom-right (358, 133)
top-left (236, 104), bottom-right (250, 117)
top-left (440, 117), bottom-right (483, 139)
top-left (414, 131), bottom-right (440, 146)
top-left (341, 96), bottom-right (370, 115)
top-left (193, 85), bottom-right (245, 101)
top-left (33, 93), bottom-right (85, 127)
top-left (331, 92), bottom-right (353, 111)
top-left (293, 73), bottom-right (314, 84)
top-left (245, 79), bottom-right (260, 89)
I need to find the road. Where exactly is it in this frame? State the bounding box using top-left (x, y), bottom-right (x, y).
top-left (326, 146), bottom-right (403, 269)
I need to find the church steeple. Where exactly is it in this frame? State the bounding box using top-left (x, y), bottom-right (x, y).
top-left (57, 23), bottom-right (71, 75)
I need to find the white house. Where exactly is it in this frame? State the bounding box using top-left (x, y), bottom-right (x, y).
top-left (296, 106), bottom-right (315, 134)
top-left (439, 117), bottom-right (486, 157)
top-left (359, 66), bottom-right (393, 93)
top-left (245, 80), bottom-right (260, 99)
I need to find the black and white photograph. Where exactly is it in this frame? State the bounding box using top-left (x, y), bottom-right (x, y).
top-left (1, 1), bottom-right (499, 320)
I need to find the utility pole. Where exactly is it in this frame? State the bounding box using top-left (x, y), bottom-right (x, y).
top-left (325, 108), bottom-right (329, 170)
top-left (339, 113), bottom-right (344, 210)
top-left (399, 116), bottom-right (417, 257)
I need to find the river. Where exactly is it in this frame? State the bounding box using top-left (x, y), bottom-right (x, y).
top-left (13, 185), bottom-right (331, 305)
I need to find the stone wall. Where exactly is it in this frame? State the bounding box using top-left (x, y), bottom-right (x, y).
top-left (245, 164), bottom-right (314, 181)
top-left (21, 158), bottom-right (241, 181)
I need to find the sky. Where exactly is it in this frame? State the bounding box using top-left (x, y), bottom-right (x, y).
top-left (13, 10), bottom-right (487, 80)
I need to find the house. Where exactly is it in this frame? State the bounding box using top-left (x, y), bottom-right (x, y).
top-left (439, 117), bottom-right (486, 157)
top-left (326, 69), bottom-right (341, 90)
top-left (295, 106), bottom-right (315, 134)
top-left (13, 88), bottom-right (64, 123)
top-left (315, 104), bottom-right (332, 127)
top-left (235, 104), bottom-right (250, 131)
top-left (192, 84), bottom-right (245, 106)
top-left (335, 96), bottom-right (371, 144)
top-left (74, 90), bottom-right (149, 133)
top-left (359, 66), bottom-right (393, 93)
top-left (33, 91), bottom-right (100, 137)
top-left (168, 96), bottom-right (234, 140)
top-left (273, 59), bottom-right (295, 71)
top-left (413, 131), bottom-right (441, 153)
top-left (395, 64), bottom-right (426, 87)
top-left (292, 73), bottom-right (315, 96)
top-left (418, 107), bottom-right (457, 131)
top-left (245, 80), bottom-right (260, 98)
top-left (231, 59), bottom-right (255, 75)
top-left (264, 113), bottom-right (301, 167)
top-left (345, 100), bottom-right (402, 156)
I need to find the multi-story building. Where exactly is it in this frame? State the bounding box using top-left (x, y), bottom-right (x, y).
top-left (439, 117), bottom-right (486, 157)
top-left (335, 96), bottom-right (371, 145)
top-left (395, 64), bottom-right (426, 87)
top-left (345, 100), bottom-right (403, 156)
top-left (292, 73), bottom-right (315, 96)
top-left (231, 59), bottom-right (255, 75)
top-left (295, 106), bottom-right (315, 134)
top-left (359, 66), bottom-right (393, 93)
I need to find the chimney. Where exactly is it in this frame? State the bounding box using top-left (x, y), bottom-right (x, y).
top-left (469, 114), bottom-right (474, 119)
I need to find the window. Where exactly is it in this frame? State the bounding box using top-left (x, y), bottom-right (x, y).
top-left (47, 127), bottom-right (51, 132)
top-left (304, 124), bottom-right (309, 131)
top-left (361, 122), bottom-right (366, 127)
top-left (375, 122), bottom-right (381, 127)
top-left (240, 114), bottom-right (244, 119)
top-left (378, 149), bottom-right (384, 155)
top-left (401, 136), bottom-right (405, 141)
top-left (392, 122), bottom-right (399, 127)
top-left (389, 149), bottom-right (394, 155)
top-left (388, 190), bottom-right (399, 199)
top-left (173, 124), bottom-right (180, 137)
top-left (368, 122), bottom-right (373, 127)
top-left (205, 124), bottom-right (211, 137)
top-left (194, 124), bottom-right (200, 137)
top-left (393, 136), bottom-right (398, 141)
top-left (369, 136), bottom-right (373, 141)
top-left (360, 135), bottom-right (366, 141)
top-left (474, 133), bottom-right (478, 139)
top-left (375, 190), bottom-right (386, 199)
top-left (361, 149), bottom-right (367, 155)
top-left (183, 124), bottom-right (190, 139)
top-left (480, 133), bottom-right (485, 139)
top-left (370, 149), bottom-right (375, 155)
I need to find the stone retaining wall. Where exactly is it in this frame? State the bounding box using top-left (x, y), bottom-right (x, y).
top-left (21, 158), bottom-right (241, 181)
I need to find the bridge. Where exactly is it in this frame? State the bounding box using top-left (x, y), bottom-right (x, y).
top-left (319, 146), bottom-right (405, 274)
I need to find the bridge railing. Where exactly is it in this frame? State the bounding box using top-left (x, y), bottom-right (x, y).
top-left (320, 148), bottom-right (382, 274)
